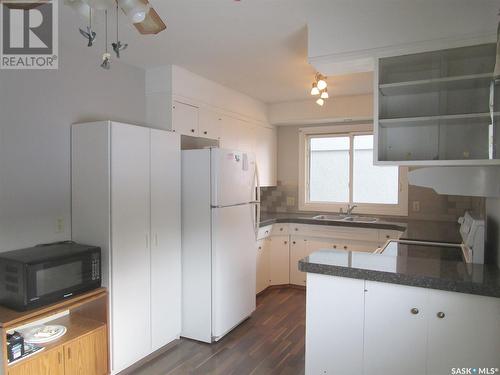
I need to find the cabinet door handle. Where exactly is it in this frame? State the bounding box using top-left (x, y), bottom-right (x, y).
top-left (292, 241), bottom-right (296, 245)
top-left (204, 131), bottom-right (208, 135)
top-left (280, 228), bottom-right (283, 231)
top-left (258, 246), bottom-right (262, 250)
top-left (437, 311), bottom-right (445, 319)
top-left (294, 228), bottom-right (298, 231)
top-left (284, 241), bottom-right (288, 245)
top-left (333, 245), bottom-right (337, 249)
top-left (410, 308), bottom-right (419, 315)
top-left (386, 235), bottom-right (390, 239)
top-left (67, 348), bottom-right (71, 359)
top-left (343, 246), bottom-right (348, 250)
top-left (58, 351), bottom-right (62, 364)
top-left (191, 129), bottom-right (195, 133)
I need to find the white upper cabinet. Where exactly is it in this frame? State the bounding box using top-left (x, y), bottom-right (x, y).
top-left (254, 125), bottom-right (277, 186)
top-left (198, 107), bottom-right (222, 140)
top-left (172, 100), bottom-right (199, 136)
top-left (375, 43), bottom-right (499, 166)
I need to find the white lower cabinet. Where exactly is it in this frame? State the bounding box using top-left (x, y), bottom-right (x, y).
top-left (363, 281), bottom-right (428, 375)
top-left (305, 275), bottom-right (500, 375)
top-left (426, 289), bottom-right (500, 373)
top-left (306, 274), bottom-right (365, 375)
top-left (256, 238), bottom-right (270, 293)
top-left (268, 235), bottom-right (290, 285)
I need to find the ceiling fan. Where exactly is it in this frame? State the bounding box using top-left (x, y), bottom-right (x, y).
top-left (67, 0), bottom-right (166, 35)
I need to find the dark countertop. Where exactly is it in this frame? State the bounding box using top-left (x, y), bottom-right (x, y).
top-left (298, 248), bottom-right (500, 298)
top-left (260, 212), bottom-right (462, 243)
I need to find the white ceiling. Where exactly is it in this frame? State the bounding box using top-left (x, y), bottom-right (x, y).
top-left (59, 0), bottom-right (497, 104)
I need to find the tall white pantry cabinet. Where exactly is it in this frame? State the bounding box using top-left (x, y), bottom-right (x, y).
top-left (71, 121), bottom-right (181, 374)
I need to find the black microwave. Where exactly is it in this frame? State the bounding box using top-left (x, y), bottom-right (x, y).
top-left (0, 242), bottom-right (101, 311)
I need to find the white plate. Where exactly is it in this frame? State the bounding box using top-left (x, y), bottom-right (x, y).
top-left (22, 325), bottom-right (67, 344)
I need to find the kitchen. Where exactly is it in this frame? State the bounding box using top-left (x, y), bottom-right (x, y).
top-left (0, 1), bottom-right (499, 375)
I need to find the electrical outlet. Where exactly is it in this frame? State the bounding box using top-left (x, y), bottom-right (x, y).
top-left (412, 201), bottom-right (420, 212)
top-left (56, 217), bottom-right (64, 233)
top-left (286, 196), bottom-right (296, 207)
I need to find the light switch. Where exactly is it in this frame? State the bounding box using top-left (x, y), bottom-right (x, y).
top-left (56, 217), bottom-right (64, 233)
top-left (412, 201), bottom-right (420, 212)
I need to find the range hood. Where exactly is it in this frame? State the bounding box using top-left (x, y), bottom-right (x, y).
top-left (408, 167), bottom-right (500, 198)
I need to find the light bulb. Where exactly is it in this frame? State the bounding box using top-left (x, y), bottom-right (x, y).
top-left (118, 0), bottom-right (150, 24)
top-left (320, 89), bottom-right (329, 99)
top-left (310, 83), bottom-right (320, 96)
top-left (317, 78), bottom-right (327, 90)
top-left (316, 98), bottom-right (325, 106)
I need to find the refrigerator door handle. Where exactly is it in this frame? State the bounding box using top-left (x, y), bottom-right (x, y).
top-left (254, 163), bottom-right (261, 239)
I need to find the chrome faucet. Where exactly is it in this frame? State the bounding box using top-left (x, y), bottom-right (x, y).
top-left (346, 204), bottom-right (357, 215)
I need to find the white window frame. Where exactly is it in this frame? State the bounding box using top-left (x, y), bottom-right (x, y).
top-left (298, 124), bottom-right (408, 216)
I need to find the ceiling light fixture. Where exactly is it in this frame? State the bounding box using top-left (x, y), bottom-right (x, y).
top-left (118, 0), bottom-right (150, 24)
top-left (311, 73), bottom-right (329, 106)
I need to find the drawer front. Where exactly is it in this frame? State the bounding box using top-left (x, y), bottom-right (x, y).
top-left (258, 225), bottom-right (273, 240)
top-left (271, 224), bottom-right (289, 236)
top-left (378, 230), bottom-right (403, 242)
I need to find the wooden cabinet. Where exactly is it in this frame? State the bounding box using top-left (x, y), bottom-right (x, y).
top-left (256, 239), bottom-right (270, 294)
top-left (64, 327), bottom-right (108, 375)
top-left (172, 100), bottom-right (199, 136)
top-left (375, 43), bottom-right (499, 166)
top-left (364, 281), bottom-right (428, 375)
top-left (72, 122), bottom-right (181, 374)
top-left (268, 236), bottom-right (290, 285)
top-left (8, 348), bottom-right (64, 375)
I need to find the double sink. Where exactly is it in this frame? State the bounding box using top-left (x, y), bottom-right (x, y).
top-left (312, 214), bottom-right (379, 223)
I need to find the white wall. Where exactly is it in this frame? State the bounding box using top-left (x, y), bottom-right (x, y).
top-left (486, 198), bottom-right (500, 269)
top-left (268, 94), bottom-right (373, 125)
top-left (307, 0), bottom-right (497, 61)
top-left (0, 43), bottom-right (146, 252)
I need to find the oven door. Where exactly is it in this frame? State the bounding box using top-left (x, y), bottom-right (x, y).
top-left (25, 253), bottom-right (97, 307)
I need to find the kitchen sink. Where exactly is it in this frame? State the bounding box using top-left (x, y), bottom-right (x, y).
top-left (312, 215), bottom-right (379, 223)
top-left (313, 214), bottom-right (347, 220)
top-left (342, 216), bottom-right (379, 223)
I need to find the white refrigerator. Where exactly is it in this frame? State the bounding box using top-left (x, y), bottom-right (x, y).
top-left (181, 148), bottom-right (260, 343)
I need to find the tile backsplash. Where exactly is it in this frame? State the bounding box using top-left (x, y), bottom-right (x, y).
top-left (260, 182), bottom-right (485, 222)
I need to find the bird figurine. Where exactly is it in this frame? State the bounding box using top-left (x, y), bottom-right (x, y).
top-left (112, 41), bottom-right (128, 58)
top-left (79, 26), bottom-right (96, 47)
top-left (101, 53), bottom-right (111, 70)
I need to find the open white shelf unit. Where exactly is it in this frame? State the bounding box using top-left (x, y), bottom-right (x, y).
top-left (374, 43), bottom-right (499, 165)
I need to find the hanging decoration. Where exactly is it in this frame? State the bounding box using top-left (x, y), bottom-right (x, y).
top-left (101, 10), bottom-right (111, 70)
top-left (65, 0), bottom-right (166, 70)
top-left (112, 3), bottom-right (128, 58)
top-left (78, 7), bottom-right (96, 47)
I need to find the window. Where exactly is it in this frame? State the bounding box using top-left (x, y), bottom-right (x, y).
top-left (299, 125), bottom-right (408, 216)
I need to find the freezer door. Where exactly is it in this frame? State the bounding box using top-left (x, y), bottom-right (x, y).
top-left (212, 204), bottom-right (257, 340)
top-left (211, 148), bottom-right (257, 207)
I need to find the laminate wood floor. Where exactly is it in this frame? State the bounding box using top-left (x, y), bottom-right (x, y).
top-left (130, 287), bottom-right (306, 375)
